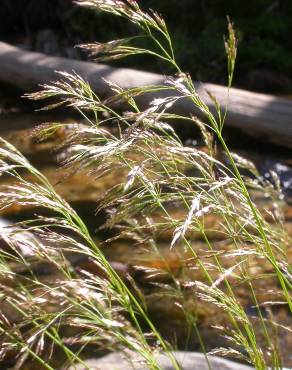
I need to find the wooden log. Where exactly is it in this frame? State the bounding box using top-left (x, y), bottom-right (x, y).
top-left (0, 41), bottom-right (292, 148)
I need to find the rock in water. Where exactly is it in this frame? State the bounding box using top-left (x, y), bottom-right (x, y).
top-left (69, 351), bottom-right (254, 370)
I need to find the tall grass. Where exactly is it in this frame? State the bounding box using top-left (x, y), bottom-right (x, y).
top-left (0, 1), bottom-right (291, 369)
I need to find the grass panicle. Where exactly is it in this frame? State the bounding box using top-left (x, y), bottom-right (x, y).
top-left (0, 1), bottom-right (291, 369)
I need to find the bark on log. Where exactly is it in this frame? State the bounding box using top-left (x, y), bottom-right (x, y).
top-left (0, 41), bottom-right (292, 148)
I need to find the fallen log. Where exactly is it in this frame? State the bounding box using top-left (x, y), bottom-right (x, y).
top-left (0, 41), bottom-right (292, 148)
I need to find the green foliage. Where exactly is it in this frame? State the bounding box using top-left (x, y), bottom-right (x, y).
top-left (1, 0), bottom-right (292, 90)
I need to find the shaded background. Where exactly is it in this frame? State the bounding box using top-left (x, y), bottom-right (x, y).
top-left (1, 0), bottom-right (292, 93)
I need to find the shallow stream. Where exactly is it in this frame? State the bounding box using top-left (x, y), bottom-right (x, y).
top-left (0, 108), bottom-right (291, 367)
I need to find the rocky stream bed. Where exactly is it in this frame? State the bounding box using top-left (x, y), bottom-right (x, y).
top-left (0, 113), bottom-right (291, 369)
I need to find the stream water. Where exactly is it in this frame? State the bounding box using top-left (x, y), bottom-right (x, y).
top-left (0, 109), bottom-right (291, 367)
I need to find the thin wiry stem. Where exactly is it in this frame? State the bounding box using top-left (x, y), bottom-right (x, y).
top-left (1, 1), bottom-right (291, 369)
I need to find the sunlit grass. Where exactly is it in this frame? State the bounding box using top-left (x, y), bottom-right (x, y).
top-left (0, 1), bottom-right (291, 369)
